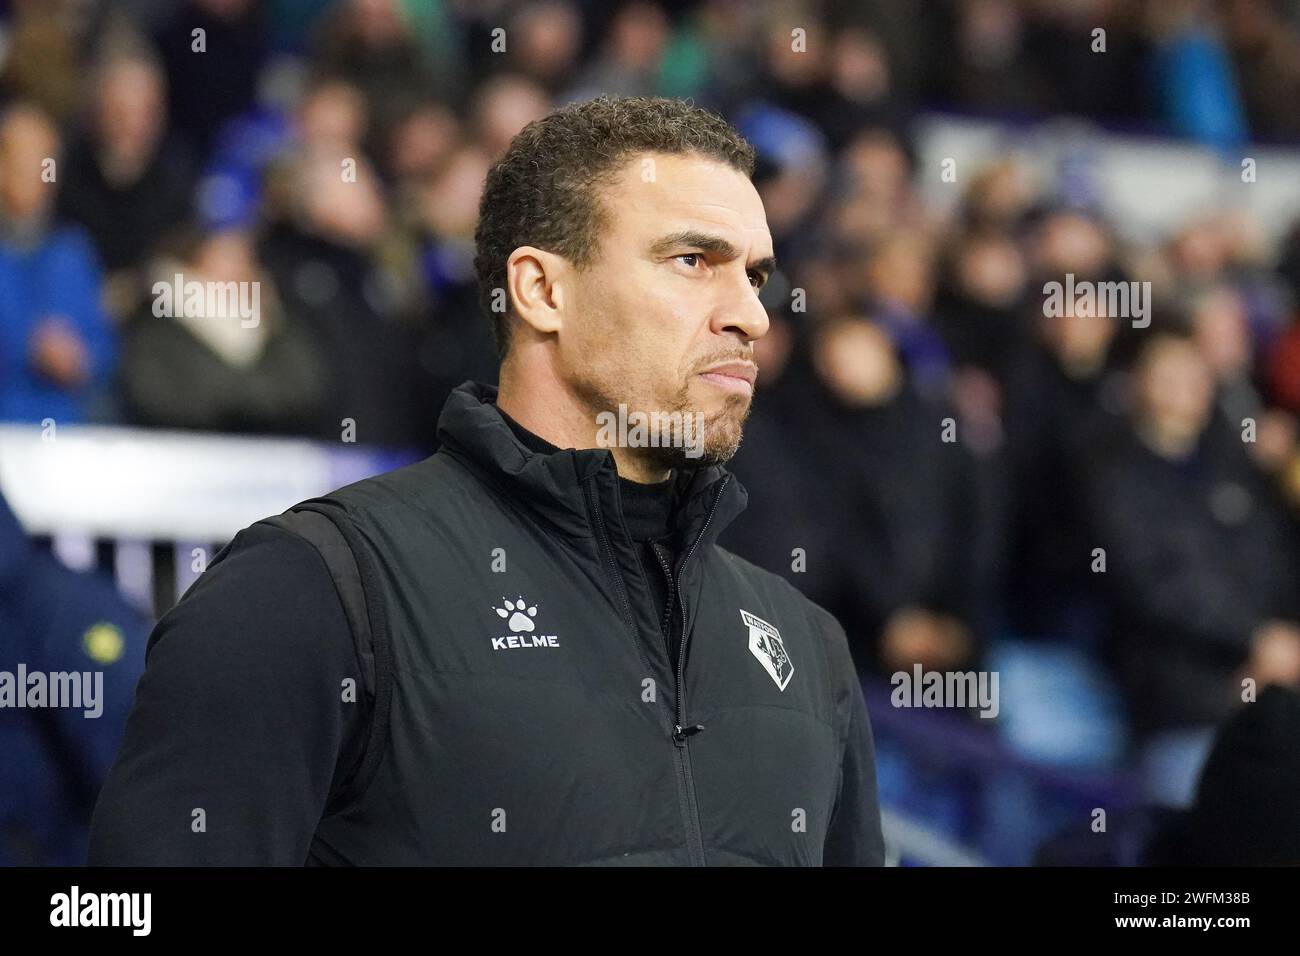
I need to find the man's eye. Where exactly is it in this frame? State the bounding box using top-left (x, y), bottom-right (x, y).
top-left (748, 270), bottom-right (766, 289)
top-left (676, 253), bottom-right (701, 268)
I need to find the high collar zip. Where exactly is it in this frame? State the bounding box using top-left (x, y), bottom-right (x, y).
top-left (435, 380), bottom-right (748, 551)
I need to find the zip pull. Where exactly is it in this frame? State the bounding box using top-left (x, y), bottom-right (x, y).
top-left (673, 723), bottom-right (705, 746)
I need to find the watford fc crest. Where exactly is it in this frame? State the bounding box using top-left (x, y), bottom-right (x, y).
top-left (742, 609), bottom-right (793, 691)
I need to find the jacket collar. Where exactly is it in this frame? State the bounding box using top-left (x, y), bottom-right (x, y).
top-left (435, 380), bottom-right (748, 548)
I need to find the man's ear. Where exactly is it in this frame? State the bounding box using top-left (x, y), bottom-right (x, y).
top-left (506, 246), bottom-right (568, 336)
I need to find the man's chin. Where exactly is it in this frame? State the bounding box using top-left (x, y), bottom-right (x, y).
top-left (628, 405), bottom-right (744, 471)
top-left (686, 401), bottom-right (750, 467)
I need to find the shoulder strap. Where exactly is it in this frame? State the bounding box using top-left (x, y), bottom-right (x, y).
top-left (260, 500), bottom-right (393, 815)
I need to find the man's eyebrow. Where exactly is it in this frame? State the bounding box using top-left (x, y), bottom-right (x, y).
top-left (648, 230), bottom-right (777, 275)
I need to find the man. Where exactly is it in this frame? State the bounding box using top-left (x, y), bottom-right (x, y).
top-left (89, 95), bottom-right (885, 866)
top-left (1084, 329), bottom-right (1300, 806)
top-left (55, 47), bottom-right (193, 284)
top-left (0, 490), bottom-right (148, 865)
top-left (0, 103), bottom-right (115, 424)
top-left (259, 145), bottom-right (427, 448)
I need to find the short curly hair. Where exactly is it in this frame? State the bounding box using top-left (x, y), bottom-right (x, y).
top-left (474, 94), bottom-right (757, 359)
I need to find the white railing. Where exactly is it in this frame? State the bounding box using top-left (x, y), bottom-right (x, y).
top-left (0, 423), bottom-right (419, 614)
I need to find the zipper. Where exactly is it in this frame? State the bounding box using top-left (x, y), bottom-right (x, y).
top-left (670, 474), bottom-right (731, 737)
top-left (651, 545), bottom-right (705, 745)
top-left (585, 479), bottom-right (669, 739)
top-left (651, 542), bottom-right (676, 654)
top-left (661, 474), bottom-right (732, 865)
top-left (650, 538), bottom-right (706, 866)
top-left (584, 477), bottom-right (701, 865)
top-left (584, 472), bottom-right (730, 867)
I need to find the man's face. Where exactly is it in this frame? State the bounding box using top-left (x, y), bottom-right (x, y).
top-left (98, 61), bottom-right (163, 155)
top-left (0, 111), bottom-right (59, 223)
top-left (1137, 337), bottom-right (1214, 442)
top-left (558, 151), bottom-right (773, 468)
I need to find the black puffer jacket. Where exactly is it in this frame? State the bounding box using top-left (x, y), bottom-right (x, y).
top-left (90, 381), bottom-right (884, 866)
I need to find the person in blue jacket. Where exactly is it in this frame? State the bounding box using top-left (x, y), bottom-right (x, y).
top-left (0, 488), bottom-right (148, 865)
top-left (0, 102), bottom-right (116, 425)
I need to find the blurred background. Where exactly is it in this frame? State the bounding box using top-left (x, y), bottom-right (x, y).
top-left (3, 0), bottom-right (1300, 866)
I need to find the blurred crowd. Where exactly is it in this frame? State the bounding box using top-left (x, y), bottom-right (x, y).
top-left (5, 0), bottom-right (1300, 862)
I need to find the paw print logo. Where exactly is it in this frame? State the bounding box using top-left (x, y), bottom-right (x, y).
top-left (495, 596), bottom-right (538, 633)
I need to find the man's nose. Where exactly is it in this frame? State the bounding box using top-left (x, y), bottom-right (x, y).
top-left (713, 279), bottom-right (770, 342)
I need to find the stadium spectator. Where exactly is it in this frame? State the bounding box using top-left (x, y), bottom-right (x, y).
top-left (1147, 0), bottom-right (1248, 151)
top-left (196, 74), bottom-right (368, 232)
top-left (565, 0), bottom-right (671, 101)
top-left (311, 0), bottom-right (435, 158)
top-left (779, 314), bottom-right (979, 677)
top-left (0, 103), bottom-right (114, 424)
top-left (56, 45), bottom-right (194, 315)
top-left (721, 308), bottom-right (840, 616)
top-left (153, 0), bottom-right (265, 164)
top-left (1001, 289), bottom-right (1123, 647)
top-left (383, 98), bottom-right (461, 194)
top-left (933, 228), bottom-right (1029, 384)
top-left (1143, 684), bottom-right (1300, 865)
top-left (469, 73), bottom-right (551, 159)
top-left (503, 1), bottom-right (584, 96)
top-left (0, 489), bottom-right (148, 866)
top-left (409, 144), bottom-right (500, 429)
top-left (1083, 330), bottom-right (1300, 805)
top-left (118, 226), bottom-right (329, 435)
top-left (0, 0), bottom-right (83, 123)
top-left (259, 146), bottom-right (427, 448)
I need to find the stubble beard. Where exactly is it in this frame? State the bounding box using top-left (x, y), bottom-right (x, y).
top-left (580, 372), bottom-right (753, 473)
